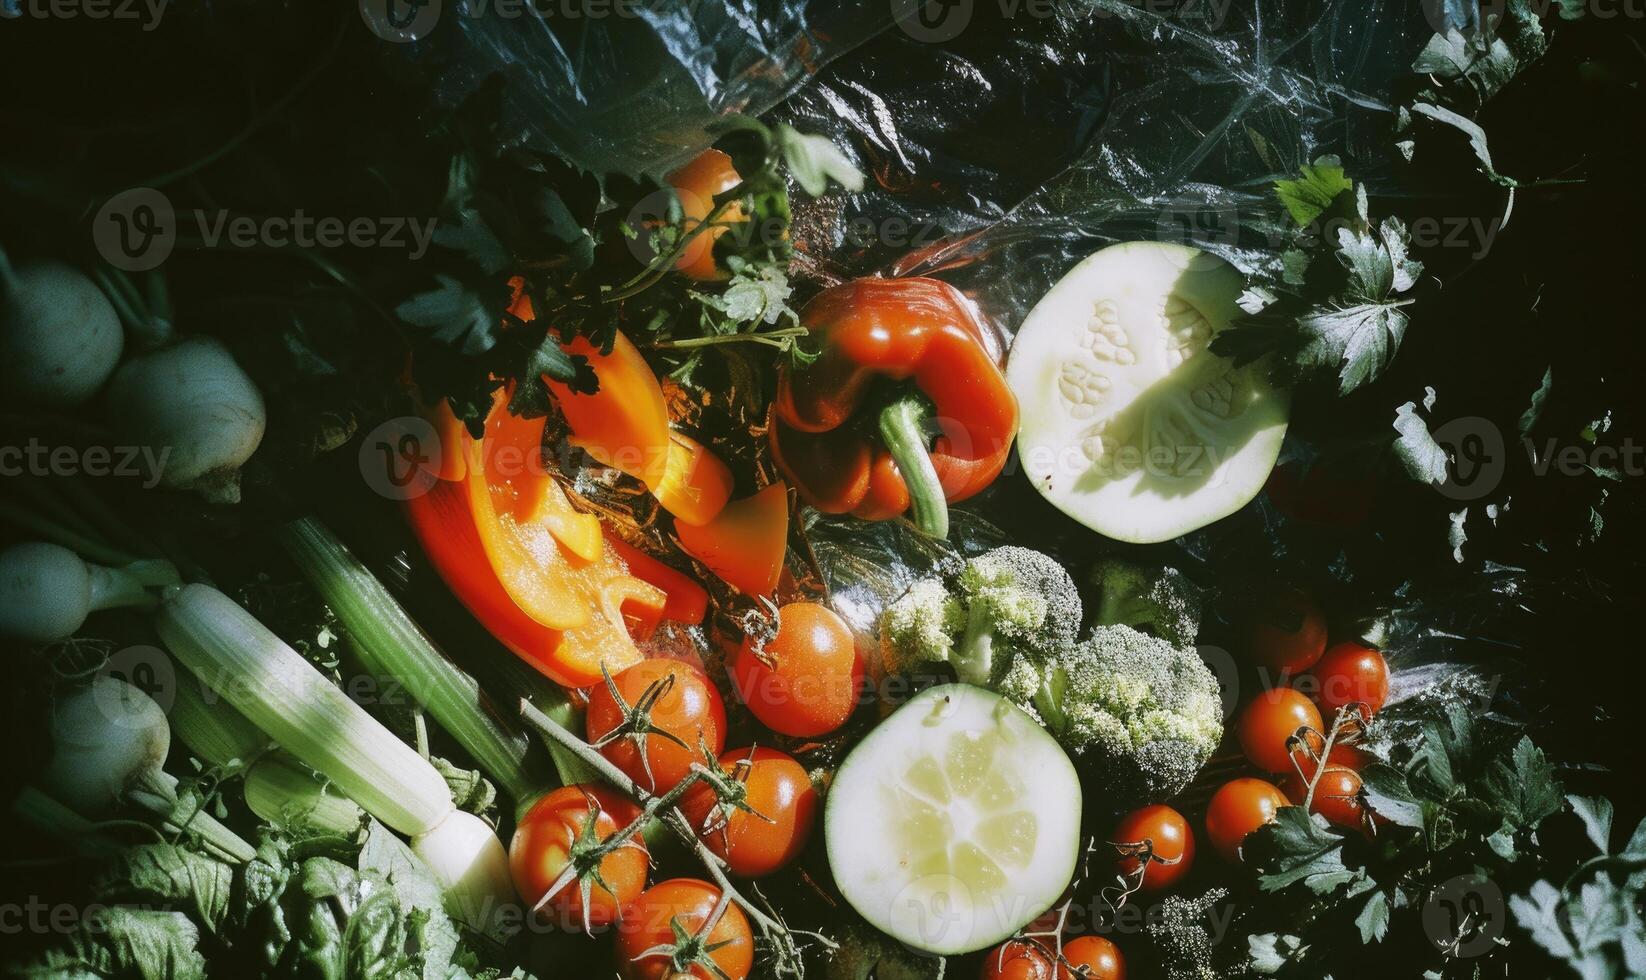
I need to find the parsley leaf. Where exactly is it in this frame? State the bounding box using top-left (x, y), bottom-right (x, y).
top-left (395, 274), bottom-right (512, 356)
top-left (1275, 156), bottom-right (1353, 227)
top-left (1477, 736), bottom-right (1563, 830)
top-left (1251, 808), bottom-right (1359, 894)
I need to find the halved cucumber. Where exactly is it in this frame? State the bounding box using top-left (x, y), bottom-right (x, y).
top-left (1006, 242), bottom-right (1289, 543)
top-left (824, 685), bottom-right (1081, 955)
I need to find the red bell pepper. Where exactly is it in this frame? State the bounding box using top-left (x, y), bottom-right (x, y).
top-left (770, 277), bottom-right (1017, 537)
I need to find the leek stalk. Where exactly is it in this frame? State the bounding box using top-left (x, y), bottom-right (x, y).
top-left (280, 518), bottom-right (549, 813)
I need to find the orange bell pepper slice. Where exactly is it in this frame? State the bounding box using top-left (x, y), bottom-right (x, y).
top-left (475, 389), bottom-right (604, 564)
top-left (654, 432), bottom-right (734, 527)
top-left (676, 482), bottom-right (790, 597)
top-left (668, 148), bottom-right (745, 281)
top-left (542, 330), bottom-right (671, 492)
top-left (405, 478), bottom-right (557, 666)
top-left (506, 277), bottom-right (671, 493)
top-left (407, 479), bottom-right (661, 690)
top-left (456, 391), bottom-right (669, 687)
top-left (608, 537), bottom-right (709, 627)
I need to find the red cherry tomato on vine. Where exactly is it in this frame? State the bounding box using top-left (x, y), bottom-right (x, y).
top-left (1062, 936), bottom-right (1125, 980)
top-left (682, 746), bottom-right (818, 877)
top-left (980, 939), bottom-right (1058, 980)
top-left (1237, 688), bottom-right (1324, 774)
top-left (730, 601), bottom-right (862, 738)
top-left (586, 658), bottom-right (727, 793)
top-left (509, 784), bottom-right (647, 930)
top-left (1111, 804), bottom-right (1194, 892)
top-left (979, 937), bottom-right (1124, 980)
top-left (1205, 778), bottom-right (1290, 863)
top-left (1281, 764), bottom-right (1368, 831)
top-left (1309, 642), bottom-right (1390, 718)
top-left (616, 878), bottom-right (753, 980)
top-left (1246, 591), bottom-right (1327, 676)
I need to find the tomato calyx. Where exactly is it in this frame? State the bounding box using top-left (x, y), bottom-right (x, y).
top-left (689, 746), bottom-right (777, 848)
top-left (589, 662), bottom-right (698, 789)
top-left (631, 897), bottom-right (741, 980)
top-left (1104, 834), bottom-right (1184, 908)
top-left (530, 788), bottom-right (651, 934)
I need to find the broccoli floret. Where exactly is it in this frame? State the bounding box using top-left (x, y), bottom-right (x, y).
top-left (878, 546), bottom-right (1081, 688)
top-left (1006, 624), bottom-right (1223, 801)
top-left (1090, 558), bottom-right (1205, 650)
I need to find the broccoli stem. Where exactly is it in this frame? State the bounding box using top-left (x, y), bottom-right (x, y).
top-left (955, 600), bottom-right (997, 687)
top-left (878, 391), bottom-right (949, 539)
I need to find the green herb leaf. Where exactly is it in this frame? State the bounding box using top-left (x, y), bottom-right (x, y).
top-left (1478, 736), bottom-right (1563, 830)
top-left (1356, 890), bottom-right (1393, 943)
top-left (1519, 367), bottom-right (1553, 437)
top-left (1570, 795), bottom-right (1616, 852)
top-left (9, 908), bottom-right (209, 980)
top-left (1275, 156), bottom-right (1353, 228)
top-left (395, 274), bottom-right (513, 356)
top-left (1252, 807), bottom-right (1357, 894)
top-left (775, 124), bottom-right (865, 197)
top-left (1359, 763), bottom-right (1425, 829)
top-left (89, 843), bottom-right (234, 938)
top-left (1247, 933), bottom-right (1309, 973)
top-left (1394, 393), bottom-right (1449, 485)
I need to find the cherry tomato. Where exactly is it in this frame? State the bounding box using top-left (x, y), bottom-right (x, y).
top-left (586, 658), bottom-right (727, 793)
top-left (509, 785), bottom-right (647, 930)
top-left (1237, 687), bottom-right (1324, 774)
top-left (730, 602), bottom-right (863, 738)
top-left (1111, 804), bottom-right (1194, 892)
top-left (1309, 642), bottom-right (1390, 718)
top-left (667, 149), bottom-right (745, 281)
top-left (682, 746), bottom-right (818, 877)
top-left (616, 878), bottom-right (753, 980)
top-left (979, 937), bottom-right (1124, 980)
top-left (1281, 764), bottom-right (1367, 831)
top-left (980, 939), bottom-right (1056, 980)
top-left (1246, 591), bottom-right (1327, 676)
top-left (1205, 777), bottom-right (1290, 863)
top-left (1061, 936), bottom-right (1125, 980)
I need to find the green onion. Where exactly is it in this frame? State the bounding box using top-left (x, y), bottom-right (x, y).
top-left (280, 518), bottom-right (550, 813)
top-left (169, 667), bottom-right (271, 772)
top-left (243, 754), bottom-right (366, 837)
top-left (156, 583), bottom-right (452, 835)
top-left (154, 583), bottom-right (513, 939)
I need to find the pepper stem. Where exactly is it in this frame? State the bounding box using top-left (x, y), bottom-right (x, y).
top-left (878, 391), bottom-right (949, 539)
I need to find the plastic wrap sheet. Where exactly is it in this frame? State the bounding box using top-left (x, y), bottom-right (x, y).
top-left (777, 0), bottom-right (1434, 313)
top-left (422, 0), bottom-right (893, 176)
